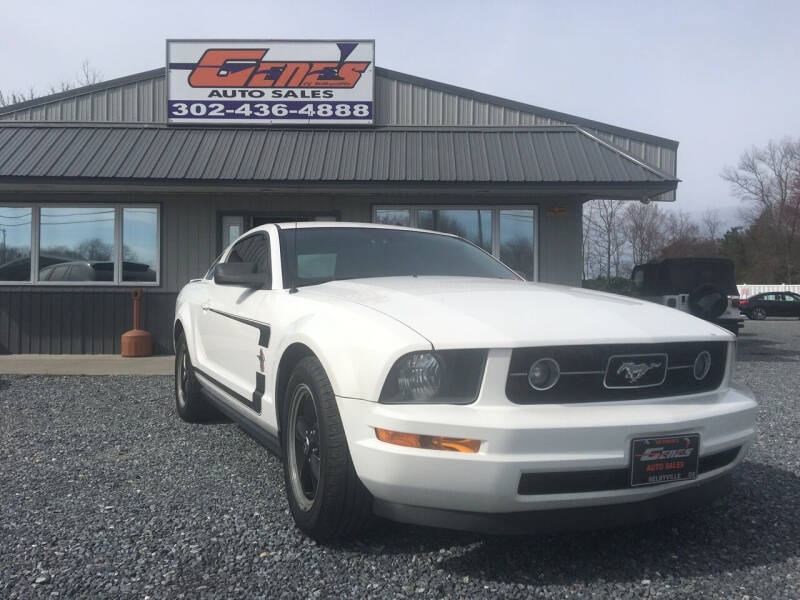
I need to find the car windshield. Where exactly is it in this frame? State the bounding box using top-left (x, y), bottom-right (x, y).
top-left (279, 227), bottom-right (518, 288)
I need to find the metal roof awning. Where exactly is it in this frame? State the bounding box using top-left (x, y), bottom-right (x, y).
top-left (0, 123), bottom-right (678, 199)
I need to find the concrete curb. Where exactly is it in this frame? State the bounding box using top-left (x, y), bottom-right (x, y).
top-left (0, 355), bottom-right (174, 376)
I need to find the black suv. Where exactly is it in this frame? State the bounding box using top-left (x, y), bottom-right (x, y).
top-left (631, 257), bottom-right (744, 335)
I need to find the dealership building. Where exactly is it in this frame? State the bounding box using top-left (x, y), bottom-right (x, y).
top-left (0, 40), bottom-right (678, 354)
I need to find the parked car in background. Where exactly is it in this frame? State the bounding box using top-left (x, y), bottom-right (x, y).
top-left (631, 258), bottom-right (744, 335)
top-left (38, 260), bottom-right (156, 282)
top-left (174, 223), bottom-right (755, 541)
top-left (740, 291), bottom-right (800, 320)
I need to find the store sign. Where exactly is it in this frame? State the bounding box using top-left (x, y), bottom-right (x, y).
top-left (166, 40), bottom-right (375, 125)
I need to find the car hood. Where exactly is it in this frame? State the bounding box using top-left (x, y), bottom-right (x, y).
top-left (302, 277), bottom-right (733, 349)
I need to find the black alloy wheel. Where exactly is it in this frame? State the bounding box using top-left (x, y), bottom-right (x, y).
top-left (174, 332), bottom-right (218, 422)
top-left (287, 383), bottom-right (321, 511)
top-left (751, 307), bottom-right (767, 320)
top-left (281, 356), bottom-right (373, 540)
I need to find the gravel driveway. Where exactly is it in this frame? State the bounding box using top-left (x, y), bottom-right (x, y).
top-left (1, 319), bottom-right (798, 599)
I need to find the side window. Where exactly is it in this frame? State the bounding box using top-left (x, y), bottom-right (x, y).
top-left (225, 234), bottom-right (271, 278)
top-left (763, 294), bottom-right (776, 301)
top-left (786, 293), bottom-right (800, 302)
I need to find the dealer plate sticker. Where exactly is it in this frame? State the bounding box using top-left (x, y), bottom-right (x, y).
top-left (630, 434), bottom-right (699, 487)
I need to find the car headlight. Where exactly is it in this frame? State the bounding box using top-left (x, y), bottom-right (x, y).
top-left (379, 350), bottom-right (487, 404)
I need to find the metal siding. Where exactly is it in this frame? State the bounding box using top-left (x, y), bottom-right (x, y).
top-left (0, 70), bottom-right (676, 183)
top-left (0, 124), bottom-right (676, 188)
top-left (338, 132), bottom-right (359, 181)
top-left (31, 128), bottom-right (78, 176)
top-left (165, 130), bottom-right (204, 179)
top-left (130, 129), bottom-right (174, 178)
top-left (236, 130), bottom-right (267, 179)
top-left (218, 130), bottom-right (251, 180)
top-left (321, 131), bottom-right (344, 180)
top-left (389, 131), bottom-right (406, 181)
top-left (539, 198), bottom-right (583, 286)
top-left (0, 289), bottom-right (179, 355)
top-left (422, 131), bottom-right (439, 181)
top-left (15, 128), bottom-right (65, 176)
top-left (355, 131), bottom-right (375, 180)
top-left (1, 129), bottom-right (48, 175)
top-left (98, 129), bottom-right (146, 177)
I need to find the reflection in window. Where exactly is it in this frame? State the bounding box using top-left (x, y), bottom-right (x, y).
top-left (374, 209), bottom-right (410, 227)
top-left (417, 209), bottom-right (492, 253)
top-left (222, 215), bottom-right (245, 248)
top-left (500, 209), bottom-right (535, 280)
top-left (227, 235), bottom-right (269, 273)
top-left (0, 206), bottom-right (32, 281)
top-left (122, 208), bottom-right (158, 282)
top-left (39, 207), bottom-right (115, 282)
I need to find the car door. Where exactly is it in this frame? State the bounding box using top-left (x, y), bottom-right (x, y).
top-left (196, 232), bottom-right (272, 413)
top-left (758, 293), bottom-right (777, 316)
top-left (781, 292), bottom-right (800, 316)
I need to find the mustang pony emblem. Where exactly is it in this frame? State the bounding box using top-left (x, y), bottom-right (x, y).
top-left (616, 361), bottom-right (663, 384)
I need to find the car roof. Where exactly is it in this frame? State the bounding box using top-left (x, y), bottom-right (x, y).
top-left (263, 221), bottom-right (458, 237)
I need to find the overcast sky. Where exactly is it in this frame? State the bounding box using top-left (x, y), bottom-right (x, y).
top-left (1, 0), bottom-right (798, 223)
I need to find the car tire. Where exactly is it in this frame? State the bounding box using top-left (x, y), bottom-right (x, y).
top-left (174, 332), bottom-right (218, 422)
top-left (751, 307), bottom-right (767, 321)
top-left (282, 356), bottom-right (373, 541)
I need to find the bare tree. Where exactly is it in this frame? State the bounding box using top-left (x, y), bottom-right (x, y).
top-left (623, 202), bottom-right (664, 266)
top-left (722, 137), bottom-right (800, 282)
top-left (77, 59), bottom-right (102, 86)
top-left (584, 199), bottom-right (627, 280)
top-left (0, 60), bottom-right (102, 107)
top-left (701, 207), bottom-right (723, 241)
top-left (582, 201), bottom-right (600, 279)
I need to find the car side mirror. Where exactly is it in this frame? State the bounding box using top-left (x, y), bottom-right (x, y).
top-left (214, 262), bottom-right (268, 288)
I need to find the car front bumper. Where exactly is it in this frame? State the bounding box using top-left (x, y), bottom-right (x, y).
top-left (335, 382), bottom-right (756, 523)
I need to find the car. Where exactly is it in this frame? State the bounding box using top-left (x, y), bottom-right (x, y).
top-left (173, 222), bottom-right (757, 541)
top-left (38, 260), bottom-right (156, 282)
top-left (630, 257), bottom-right (745, 335)
top-left (740, 291), bottom-right (800, 320)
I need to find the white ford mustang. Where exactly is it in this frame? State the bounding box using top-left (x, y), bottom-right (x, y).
top-left (173, 222), bottom-right (757, 540)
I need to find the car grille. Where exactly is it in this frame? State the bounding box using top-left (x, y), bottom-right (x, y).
top-left (517, 446), bottom-right (741, 495)
top-left (506, 341), bottom-right (728, 404)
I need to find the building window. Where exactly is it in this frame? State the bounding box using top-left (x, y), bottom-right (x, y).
top-left (418, 209), bottom-right (493, 253)
top-left (374, 209), bottom-right (410, 227)
top-left (0, 204), bottom-right (159, 285)
top-left (0, 206), bottom-right (33, 281)
top-left (499, 209), bottom-right (536, 281)
top-left (373, 205), bottom-right (538, 280)
top-left (122, 207), bottom-right (159, 282)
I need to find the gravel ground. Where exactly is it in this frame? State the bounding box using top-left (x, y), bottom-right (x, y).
top-left (1, 319), bottom-right (798, 599)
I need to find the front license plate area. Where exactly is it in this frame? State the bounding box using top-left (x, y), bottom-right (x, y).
top-left (630, 434), bottom-right (699, 487)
